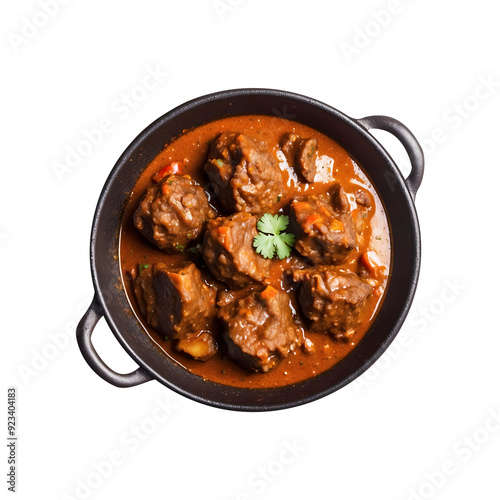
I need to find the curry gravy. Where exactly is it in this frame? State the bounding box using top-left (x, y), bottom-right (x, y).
top-left (120, 115), bottom-right (391, 389)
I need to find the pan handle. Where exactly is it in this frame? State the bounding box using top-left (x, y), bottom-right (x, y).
top-left (357, 115), bottom-right (424, 199)
top-left (76, 295), bottom-right (153, 388)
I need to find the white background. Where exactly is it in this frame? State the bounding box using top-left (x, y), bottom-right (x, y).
top-left (2, 1), bottom-right (499, 499)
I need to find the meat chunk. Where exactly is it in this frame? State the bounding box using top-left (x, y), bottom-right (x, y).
top-left (290, 190), bottom-right (357, 265)
top-left (293, 266), bottom-right (372, 340)
top-left (204, 133), bottom-right (283, 214)
top-left (132, 262), bottom-right (217, 360)
top-left (216, 284), bottom-right (263, 308)
top-left (202, 212), bottom-right (271, 288)
top-left (152, 262), bottom-right (216, 338)
top-left (134, 175), bottom-right (214, 252)
top-left (330, 183), bottom-right (350, 212)
top-left (355, 189), bottom-right (371, 208)
top-left (132, 265), bottom-right (158, 330)
top-left (218, 285), bottom-right (303, 372)
top-left (281, 133), bottom-right (318, 182)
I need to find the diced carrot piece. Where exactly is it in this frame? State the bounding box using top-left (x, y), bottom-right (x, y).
top-left (304, 213), bottom-right (323, 233)
top-left (217, 226), bottom-right (229, 237)
top-left (152, 161), bottom-right (183, 183)
top-left (360, 250), bottom-right (380, 275)
top-left (261, 285), bottom-right (278, 301)
top-left (217, 225), bottom-right (230, 246)
top-left (330, 219), bottom-right (344, 232)
top-left (161, 183), bottom-right (170, 195)
top-left (319, 206), bottom-right (331, 217)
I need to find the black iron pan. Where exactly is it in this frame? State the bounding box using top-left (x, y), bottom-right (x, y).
top-left (76, 88), bottom-right (424, 411)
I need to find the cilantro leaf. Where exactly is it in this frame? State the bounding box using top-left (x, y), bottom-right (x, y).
top-left (253, 233), bottom-right (276, 260)
top-left (274, 236), bottom-right (290, 260)
top-left (253, 214), bottom-right (295, 259)
top-left (257, 213), bottom-right (289, 235)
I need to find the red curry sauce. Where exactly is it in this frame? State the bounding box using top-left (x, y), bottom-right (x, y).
top-left (119, 115), bottom-right (391, 388)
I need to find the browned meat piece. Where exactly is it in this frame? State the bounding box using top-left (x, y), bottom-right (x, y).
top-left (355, 189), bottom-right (372, 208)
top-left (216, 284), bottom-right (263, 308)
top-left (330, 183), bottom-right (350, 212)
top-left (134, 175), bottom-right (215, 252)
top-left (204, 133), bottom-right (283, 213)
top-left (281, 133), bottom-right (318, 182)
top-left (153, 262), bottom-right (216, 338)
top-left (290, 193), bottom-right (357, 265)
top-left (132, 265), bottom-right (158, 330)
top-left (293, 266), bottom-right (372, 340)
top-left (132, 262), bottom-right (217, 360)
top-left (218, 285), bottom-right (303, 372)
top-left (202, 212), bottom-right (271, 288)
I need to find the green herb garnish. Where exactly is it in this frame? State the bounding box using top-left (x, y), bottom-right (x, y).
top-left (253, 213), bottom-right (296, 259)
top-left (187, 244), bottom-right (201, 254)
top-left (139, 264), bottom-right (150, 273)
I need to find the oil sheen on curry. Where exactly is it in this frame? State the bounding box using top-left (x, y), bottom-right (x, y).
top-left (120, 115), bottom-right (391, 389)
